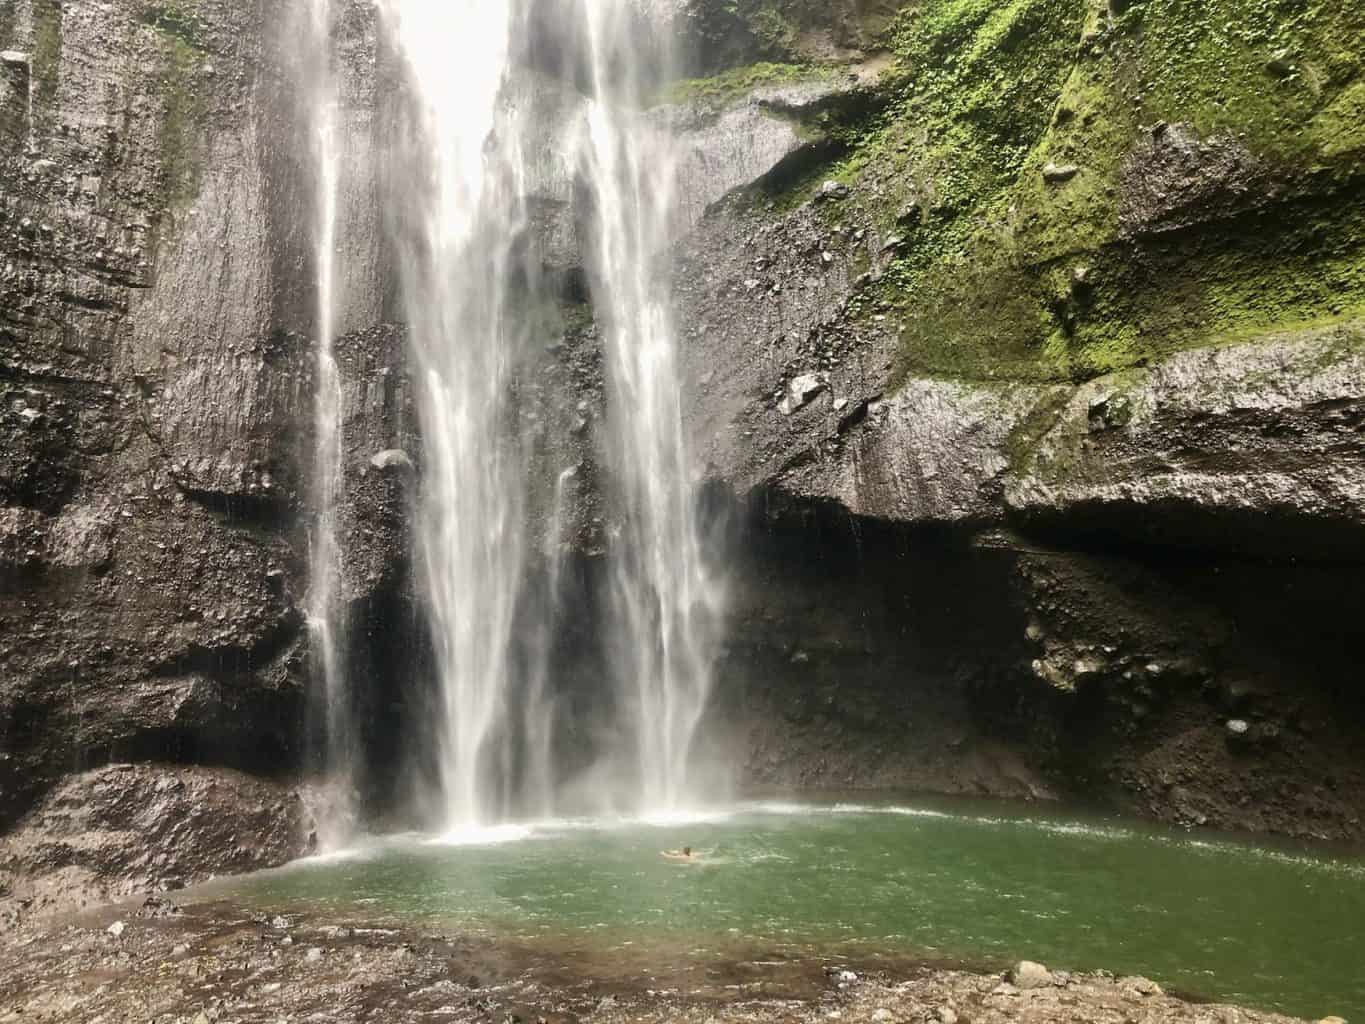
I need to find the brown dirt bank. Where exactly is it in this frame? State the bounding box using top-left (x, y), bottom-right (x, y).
top-left (0, 897), bottom-right (1338, 1024)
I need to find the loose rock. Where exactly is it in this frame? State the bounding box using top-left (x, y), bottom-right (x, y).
top-left (369, 449), bottom-right (415, 473)
top-left (1043, 162), bottom-right (1080, 183)
top-left (779, 373), bottom-right (828, 416)
top-left (1120, 976), bottom-right (1164, 997)
top-left (1007, 960), bottom-right (1054, 989)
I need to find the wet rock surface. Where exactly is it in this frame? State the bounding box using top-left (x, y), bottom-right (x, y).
top-left (0, 0), bottom-right (397, 899)
top-left (0, 765), bottom-right (308, 926)
top-left (0, 905), bottom-right (1312, 1024)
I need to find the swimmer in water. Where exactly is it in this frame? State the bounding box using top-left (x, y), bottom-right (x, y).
top-left (661, 845), bottom-right (697, 862)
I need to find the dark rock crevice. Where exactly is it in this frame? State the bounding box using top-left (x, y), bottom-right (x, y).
top-left (708, 488), bottom-right (1365, 839)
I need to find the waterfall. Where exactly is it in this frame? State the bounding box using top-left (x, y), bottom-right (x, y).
top-left (378, 0), bottom-right (531, 829)
top-left (576, 4), bottom-right (725, 810)
top-left (344, 0), bottom-right (725, 828)
top-left (302, 0), bottom-right (354, 846)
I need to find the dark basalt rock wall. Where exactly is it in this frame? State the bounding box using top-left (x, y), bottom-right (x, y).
top-left (694, 495), bottom-right (1365, 841)
top-left (0, 0), bottom-right (406, 911)
top-left (1, 0), bottom-right (307, 832)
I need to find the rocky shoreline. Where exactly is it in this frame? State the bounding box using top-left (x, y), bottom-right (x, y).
top-left (0, 896), bottom-right (1342, 1024)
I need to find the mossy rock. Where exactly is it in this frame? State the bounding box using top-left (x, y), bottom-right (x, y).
top-left (679, 0), bottom-right (914, 73)
top-left (664, 61), bottom-right (831, 109)
top-left (734, 0), bottom-right (1365, 386)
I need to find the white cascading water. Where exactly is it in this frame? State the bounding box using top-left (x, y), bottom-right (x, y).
top-left (576, 3), bottom-right (725, 810)
top-left (301, 0), bottom-right (354, 846)
top-left (358, 0), bottom-right (722, 827)
top-left (377, 0), bottom-right (533, 829)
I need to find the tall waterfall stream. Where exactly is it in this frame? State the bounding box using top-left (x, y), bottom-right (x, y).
top-left (305, 0), bottom-right (722, 835)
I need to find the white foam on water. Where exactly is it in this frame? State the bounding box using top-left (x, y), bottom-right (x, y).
top-left (1021, 819), bottom-right (1132, 841)
top-left (426, 823), bottom-right (539, 847)
top-left (296, 845), bottom-right (373, 867)
top-left (835, 803), bottom-right (954, 820)
top-left (290, 830), bottom-right (437, 867)
top-left (740, 800), bottom-right (953, 820)
top-left (634, 807), bottom-right (737, 828)
top-left (1179, 837), bottom-right (1365, 877)
top-left (741, 800), bottom-right (819, 816)
top-left (946, 814), bottom-right (1133, 842)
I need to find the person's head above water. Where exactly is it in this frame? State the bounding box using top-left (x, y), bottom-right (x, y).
top-left (683, 846), bottom-right (692, 856)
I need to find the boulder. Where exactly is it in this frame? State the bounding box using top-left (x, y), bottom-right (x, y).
top-left (369, 449), bottom-right (416, 473)
top-left (1007, 961), bottom-right (1054, 990)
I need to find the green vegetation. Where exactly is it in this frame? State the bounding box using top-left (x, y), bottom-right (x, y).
top-left (683, 1), bottom-right (823, 72)
top-left (727, 2), bottom-right (804, 56)
top-left (892, 0), bottom-right (1365, 383)
top-left (145, 0), bottom-right (209, 212)
top-left (718, 0), bottom-right (1365, 386)
top-left (31, 0), bottom-right (61, 121)
top-left (664, 61), bottom-right (829, 108)
top-left (0, 2), bottom-right (16, 53)
top-left (139, 0), bottom-right (211, 49)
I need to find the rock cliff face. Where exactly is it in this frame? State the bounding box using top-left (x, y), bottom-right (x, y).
top-left (674, 0), bottom-right (1365, 838)
top-left (0, 0), bottom-right (402, 914)
top-left (2, 0), bottom-right (1364, 916)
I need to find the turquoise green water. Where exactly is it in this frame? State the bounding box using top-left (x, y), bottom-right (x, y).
top-left (212, 798), bottom-right (1365, 1019)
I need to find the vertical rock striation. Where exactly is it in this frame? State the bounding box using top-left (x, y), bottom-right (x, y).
top-left (0, 0), bottom-right (405, 913)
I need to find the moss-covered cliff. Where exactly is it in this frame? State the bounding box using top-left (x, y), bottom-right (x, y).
top-left (687, 0), bottom-right (1365, 382)
top-left (673, 0), bottom-right (1365, 841)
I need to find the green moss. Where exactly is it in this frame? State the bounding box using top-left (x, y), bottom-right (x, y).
top-left (140, 0), bottom-right (210, 49)
top-left (745, 0), bottom-right (1084, 224)
top-left (894, 195), bottom-right (1365, 382)
top-left (1009, 0), bottom-right (1365, 265)
top-left (724, 0), bottom-right (1365, 386)
top-left (152, 29), bottom-right (207, 212)
top-left (0, 2), bottom-right (16, 51)
top-left (753, 0), bottom-right (1365, 387)
top-left (30, 0), bottom-right (61, 122)
top-left (663, 61), bottom-right (830, 108)
top-left (1130, 0), bottom-right (1364, 167)
top-left (745, 4), bottom-right (800, 53)
top-left (1314, 79), bottom-right (1365, 159)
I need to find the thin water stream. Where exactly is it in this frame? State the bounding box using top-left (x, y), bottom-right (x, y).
top-left (301, 0), bottom-right (354, 846)
top-left (578, 1), bottom-right (725, 812)
top-left (201, 798), bottom-right (1365, 1019)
